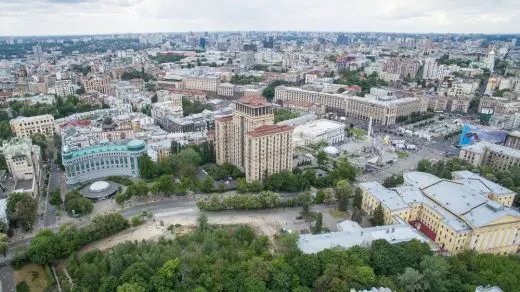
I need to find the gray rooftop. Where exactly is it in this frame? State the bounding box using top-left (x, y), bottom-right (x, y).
top-left (359, 181), bottom-right (409, 211)
top-left (462, 200), bottom-right (520, 228)
top-left (461, 141), bottom-right (520, 158)
top-left (422, 180), bottom-right (487, 216)
top-left (452, 170), bottom-right (515, 197)
top-left (298, 222), bottom-right (429, 254)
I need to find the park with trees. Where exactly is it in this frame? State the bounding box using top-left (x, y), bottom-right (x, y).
top-left (15, 212), bottom-right (520, 292)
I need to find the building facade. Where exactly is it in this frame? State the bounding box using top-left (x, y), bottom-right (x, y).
top-left (275, 86), bottom-right (426, 126)
top-left (1, 137), bottom-right (41, 181)
top-left (62, 140), bottom-right (146, 185)
top-left (459, 141), bottom-right (520, 171)
top-left (360, 171), bottom-right (520, 255)
top-left (55, 79), bottom-right (75, 97)
top-left (505, 131), bottom-right (520, 150)
top-left (10, 114), bottom-right (55, 138)
top-left (183, 75), bottom-right (219, 93)
top-left (1, 137), bottom-right (42, 196)
top-left (215, 96), bottom-right (293, 181)
top-left (83, 76), bottom-right (113, 95)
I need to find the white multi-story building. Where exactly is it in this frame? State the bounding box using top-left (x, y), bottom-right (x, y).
top-left (152, 101), bottom-right (183, 124)
top-left (156, 90), bottom-right (182, 106)
top-left (240, 51), bottom-right (255, 70)
top-left (1, 137), bottom-right (42, 196)
top-left (54, 79), bottom-right (75, 97)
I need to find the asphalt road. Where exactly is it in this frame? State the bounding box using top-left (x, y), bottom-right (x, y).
top-left (0, 264), bottom-right (15, 292)
top-left (43, 163), bottom-right (62, 228)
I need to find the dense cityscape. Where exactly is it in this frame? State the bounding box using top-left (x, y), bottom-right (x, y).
top-left (0, 28), bottom-right (519, 292)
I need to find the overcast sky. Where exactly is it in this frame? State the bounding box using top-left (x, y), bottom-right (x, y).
top-left (0, 0), bottom-right (519, 36)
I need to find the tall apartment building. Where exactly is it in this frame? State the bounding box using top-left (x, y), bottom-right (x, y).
top-left (422, 58), bottom-right (460, 80)
top-left (215, 96), bottom-right (293, 181)
top-left (459, 141), bottom-right (520, 171)
top-left (505, 131), bottom-right (520, 150)
top-left (32, 45), bottom-right (43, 63)
top-left (382, 58), bottom-right (420, 79)
top-left (54, 79), bottom-right (75, 97)
top-left (183, 75), bottom-right (220, 93)
top-left (83, 76), bottom-right (113, 95)
top-left (240, 51), bottom-right (256, 70)
top-left (360, 171), bottom-right (520, 255)
top-left (10, 114), bottom-right (55, 138)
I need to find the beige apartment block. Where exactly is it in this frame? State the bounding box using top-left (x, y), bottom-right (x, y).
top-left (215, 95), bottom-right (293, 182)
top-left (245, 125), bottom-right (294, 181)
top-left (275, 86), bottom-right (426, 126)
top-left (459, 141), bottom-right (520, 173)
top-left (360, 171), bottom-right (520, 255)
top-left (183, 75), bottom-right (219, 92)
top-left (10, 114), bottom-right (55, 138)
top-left (83, 76), bottom-right (113, 95)
top-left (504, 131), bottom-right (520, 150)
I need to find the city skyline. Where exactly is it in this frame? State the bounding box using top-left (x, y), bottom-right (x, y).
top-left (1, 0), bottom-right (520, 36)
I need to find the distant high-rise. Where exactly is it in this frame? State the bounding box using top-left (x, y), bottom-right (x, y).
top-left (240, 51), bottom-right (255, 70)
top-left (263, 36), bottom-right (274, 49)
top-left (336, 34), bottom-right (349, 45)
top-left (32, 45), bottom-right (43, 63)
top-left (199, 37), bottom-right (206, 50)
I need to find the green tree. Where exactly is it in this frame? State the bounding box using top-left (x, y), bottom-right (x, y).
top-left (372, 203), bottom-right (385, 226)
top-left (28, 229), bottom-right (62, 264)
top-left (316, 150), bottom-right (328, 166)
top-left (249, 180), bottom-right (263, 192)
top-left (323, 188), bottom-right (336, 205)
top-left (49, 189), bottom-right (62, 208)
top-left (397, 268), bottom-right (425, 292)
top-left (298, 192), bottom-right (313, 214)
top-left (314, 190), bottom-right (325, 204)
top-left (353, 187), bottom-right (363, 210)
top-left (197, 213), bottom-right (209, 232)
top-left (117, 283), bottom-right (146, 292)
top-left (64, 190), bottom-right (93, 216)
top-left (115, 192), bottom-right (126, 206)
top-left (236, 178), bottom-right (248, 193)
top-left (313, 213), bottom-right (323, 234)
top-left (138, 153), bottom-right (156, 179)
top-left (200, 176), bottom-right (215, 193)
top-left (7, 192), bottom-right (38, 231)
top-left (0, 233), bottom-right (7, 257)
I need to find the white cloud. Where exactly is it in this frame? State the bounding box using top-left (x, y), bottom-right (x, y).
top-left (0, 0), bottom-right (518, 35)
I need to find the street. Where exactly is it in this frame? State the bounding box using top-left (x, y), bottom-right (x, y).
top-left (43, 163), bottom-right (62, 229)
top-left (0, 264), bottom-right (15, 292)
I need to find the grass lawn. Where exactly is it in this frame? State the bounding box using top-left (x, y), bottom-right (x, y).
top-left (14, 264), bottom-right (50, 292)
top-left (329, 210), bottom-right (350, 220)
top-left (396, 151), bottom-right (409, 159)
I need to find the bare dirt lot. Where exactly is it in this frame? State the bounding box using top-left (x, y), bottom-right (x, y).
top-left (80, 205), bottom-right (340, 252)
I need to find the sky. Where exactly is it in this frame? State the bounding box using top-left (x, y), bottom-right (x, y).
top-left (0, 0), bottom-right (519, 36)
